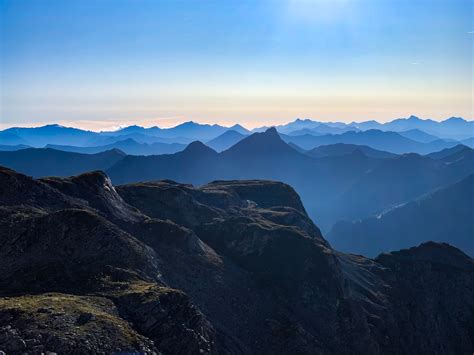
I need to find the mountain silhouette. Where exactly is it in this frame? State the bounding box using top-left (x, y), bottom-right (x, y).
top-left (398, 128), bottom-right (440, 143)
top-left (326, 147), bottom-right (474, 223)
top-left (283, 129), bottom-right (457, 154)
top-left (0, 124), bottom-right (99, 147)
top-left (329, 174), bottom-right (474, 257)
top-left (206, 130), bottom-right (247, 152)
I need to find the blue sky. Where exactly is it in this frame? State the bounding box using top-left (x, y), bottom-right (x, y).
top-left (1, 0), bottom-right (472, 130)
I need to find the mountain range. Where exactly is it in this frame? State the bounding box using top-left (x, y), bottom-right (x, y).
top-left (329, 173), bottom-right (474, 257)
top-left (1, 165), bottom-right (473, 353)
top-left (1, 116), bottom-right (473, 153)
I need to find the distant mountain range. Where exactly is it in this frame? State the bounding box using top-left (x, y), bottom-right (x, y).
top-left (0, 122), bottom-right (251, 148)
top-left (1, 116), bottom-right (472, 152)
top-left (329, 174), bottom-right (474, 257)
top-left (282, 129), bottom-right (460, 154)
top-left (348, 115), bottom-right (474, 140)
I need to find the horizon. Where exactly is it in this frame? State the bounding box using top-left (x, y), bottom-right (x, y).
top-left (1, 114), bottom-right (473, 132)
top-left (1, 0), bottom-right (473, 130)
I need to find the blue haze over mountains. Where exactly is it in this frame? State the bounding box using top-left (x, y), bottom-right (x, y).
top-left (0, 115), bottom-right (473, 257)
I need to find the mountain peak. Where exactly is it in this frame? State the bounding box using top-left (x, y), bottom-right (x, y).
top-left (183, 141), bottom-right (217, 155)
top-left (222, 126), bottom-right (301, 157)
top-left (407, 115), bottom-right (421, 120)
top-left (444, 116), bottom-right (466, 123)
top-left (264, 127), bottom-right (279, 135)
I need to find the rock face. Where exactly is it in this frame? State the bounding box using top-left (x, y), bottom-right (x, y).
top-left (0, 166), bottom-right (473, 354)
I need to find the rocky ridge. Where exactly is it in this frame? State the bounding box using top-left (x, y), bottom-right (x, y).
top-left (0, 166), bottom-right (473, 354)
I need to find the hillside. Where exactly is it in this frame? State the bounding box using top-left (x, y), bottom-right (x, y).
top-left (0, 166), bottom-right (473, 353)
top-left (329, 174), bottom-right (474, 257)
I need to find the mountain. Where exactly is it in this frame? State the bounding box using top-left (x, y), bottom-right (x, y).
top-left (205, 130), bottom-right (247, 152)
top-left (258, 118), bottom-right (358, 135)
top-left (398, 128), bottom-right (440, 143)
top-left (108, 141), bottom-right (219, 185)
top-left (329, 174), bottom-right (474, 257)
top-left (46, 139), bottom-right (185, 156)
top-left (107, 129), bottom-right (474, 232)
top-left (287, 142), bottom-right (307, 154)
top-left (283, 129), bottom-right (457, 154)
top-left (352, 116), bottom-right (474, 140)
top-left (0, 124), bottom-right (99, 147)
top-left (227, 124), bottom-right (251, 135)
top-left (97, 132), bottom-right (193, 145)
top-left (326, 147), bottom-right (474, 224)
top-left (0, 148), bottom-right (125, 177)
top-left (1, 166), bottom-right (473, 353)
top-left (0, 131), bottom-right (31, 146)
top-left (426, 144), bottom-right (470, 160)
top-left (461, 137), bottom-right (474, 148)
top-left (307, 143), bottom-right (397, 159)
top-left (0, 144), bottom-right (30, 151)
top-left (102, 124), bottom-right (163, 137)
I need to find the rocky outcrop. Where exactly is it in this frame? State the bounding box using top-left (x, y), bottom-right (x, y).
top-left (0, 166), bottom-right (473, 354)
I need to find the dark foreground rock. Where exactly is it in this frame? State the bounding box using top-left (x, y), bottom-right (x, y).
top-left (0, 166), bottom-right (473, 354)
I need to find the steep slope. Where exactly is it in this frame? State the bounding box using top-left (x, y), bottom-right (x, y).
top-left (329, 174), bottom-right (474, 257)
top-left (327, 149), bottom-right (474, 223)
top-left (0, 148), bottom-right (126, 177)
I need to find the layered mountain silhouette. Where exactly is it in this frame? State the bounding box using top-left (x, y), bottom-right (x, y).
top-left (397, 128), bottom-right (440, 143)
top-left (1, 165), bottom-right (473, 353)
top-left (205, 129), bottom-right (247, 152)
top-left (329, 174), bottom-right (474, 257)
top-left (46, 138), bottom-right (185, 156)
top-left (350, 115), bottom-right (474, 140)
top-left (0, 124), bottom-right (99, 147)
top-left (106, 128), bottom-right (474, 233)
top-left (282, 129), bottom-right (458, 154)
top-left (0, 122), bottom-right (251, 147)
top-left (325, 146), bottom-right (474, 224)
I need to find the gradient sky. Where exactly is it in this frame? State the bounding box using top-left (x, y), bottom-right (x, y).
top-left (1, 0), bottom-right (472, 130)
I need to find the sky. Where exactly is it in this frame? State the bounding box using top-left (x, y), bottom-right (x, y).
top-left (0, 0), bottom-right (473, 130)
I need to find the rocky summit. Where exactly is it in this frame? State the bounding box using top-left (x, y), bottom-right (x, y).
top-left (0, 166), bottom-right (473, 354)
